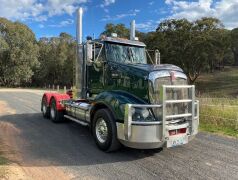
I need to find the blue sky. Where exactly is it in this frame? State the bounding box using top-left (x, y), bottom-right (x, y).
top-left (0, 0), bottom-right (238, 39)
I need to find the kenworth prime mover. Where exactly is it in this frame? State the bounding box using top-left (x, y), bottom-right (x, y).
top-left (41, 8), bottom-right (199, 152)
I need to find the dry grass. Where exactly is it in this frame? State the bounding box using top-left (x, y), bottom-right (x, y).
top-left (199, 97), bottom-right (238, 137)
top-left (196, 67), bottom-right (238, 137)
top-left (196, 66), bottom-right (238, 97)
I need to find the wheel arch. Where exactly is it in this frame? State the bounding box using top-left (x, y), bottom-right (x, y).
top-left (90, 102), bottom-right (117, 125)
top-left (91, 90), bottom-right (147, 124)
top-left (41, 93), bottom-right (54, 110)
top-left (42, 92), bottom-right (70, 111)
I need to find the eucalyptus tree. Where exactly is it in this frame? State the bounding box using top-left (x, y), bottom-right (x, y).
top-left (0, 18), bottom-right (39, 86)
top-left (231, 28), bottom-right (238, 66)
top-left (155, 17), bottom-right (226, 83)
top-left (33, 33), bottom-right (76, 87)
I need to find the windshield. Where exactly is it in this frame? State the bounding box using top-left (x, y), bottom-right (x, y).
top-left (105, 43), bottom-right (147, 64)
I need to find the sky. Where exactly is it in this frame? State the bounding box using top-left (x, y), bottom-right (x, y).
top-left (0, 0), bottom-right (238, 40)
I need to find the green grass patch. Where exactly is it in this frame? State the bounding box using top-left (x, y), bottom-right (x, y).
top-left (195, 67), bottom-right (238, 137)
top-left (0, 152), bottom-right (9, 179)
top-left (199, 123), bottom-right (238, 137)
top-left (199, 97), bottom-right (238, 137)
top-left (0, 149), bottom-right (8, 165)
top-left (0, 155), bottom-right (8, 165)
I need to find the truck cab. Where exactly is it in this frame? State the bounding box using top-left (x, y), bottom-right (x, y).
top-left (41, 36), bottom-right (199, 151)
top-left (41, 8), bottom-right (199, 152)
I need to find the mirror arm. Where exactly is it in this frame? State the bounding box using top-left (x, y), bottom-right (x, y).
top-left (146, 49), bottom-right (154, 64)
top-left (95, 43), bottom-right (104, 62)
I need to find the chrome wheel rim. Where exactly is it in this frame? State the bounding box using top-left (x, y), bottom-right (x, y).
top-left (95, 118), bottom-right (108, 143)
top-left (50, 106), bottom-right (55, 119)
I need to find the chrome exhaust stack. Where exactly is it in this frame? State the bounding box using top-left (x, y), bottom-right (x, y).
top-left (76, 8), bottom-right (84, 98)
top-left (76, 8), bottom-right (83, 44)
top-left (130, 20), bottom-right (136, 40)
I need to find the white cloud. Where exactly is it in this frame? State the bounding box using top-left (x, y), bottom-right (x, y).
top-left (49, 19), bottom-right (74, 28)
top-left (165, 0), bottom-right (174, 5)
top-left (137, 20), bottom-right (157, 31)
top-left (100, 0), bottom-right (116, 8)
top-left (39, 24), bottom-right (44, 28)
top-left (46, 0), bottom-right (88, 17)
top-left (0, 0), bottom-right (88, 22)
top-left (104, 8), bottom-right (109, 13)
top-left (165, 0), bottom-right (238, 29)
top-left (0, 0), bottom-right (41, 20)
top-left (153, 8), bottom-right (168, 15)
top-left (34, 15), bottom-right (48, 22)
top-left (149, 1), bottom-right (154, 6)
top-left (101, 9), bottom-right (140, 21)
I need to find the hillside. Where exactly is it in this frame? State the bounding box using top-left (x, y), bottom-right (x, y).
top-left (196, 67), bottom-right (238, 137)
top-left (196, 66), bottom-right (238, 97)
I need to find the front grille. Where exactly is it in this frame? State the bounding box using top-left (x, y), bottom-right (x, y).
top-left (149, 77), bottom-right (188, 121)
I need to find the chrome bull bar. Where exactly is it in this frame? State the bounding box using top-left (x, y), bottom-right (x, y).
top-left (124, 85), bottom-right (199, 141)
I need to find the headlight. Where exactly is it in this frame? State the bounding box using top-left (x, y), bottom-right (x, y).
top-left (132, 107), bottom-right (155, 122)
top-left (141, 108), bottom-right (149, 118)
top-left (122, 104), bottom-right (156, 122)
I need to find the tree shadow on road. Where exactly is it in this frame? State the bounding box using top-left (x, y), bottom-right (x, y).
top-left (0, 113), bottom-right (163, 167)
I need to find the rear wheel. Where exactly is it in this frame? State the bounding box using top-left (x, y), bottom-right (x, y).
top-left (42, 96), bottom-right (50, 118)
top-left (92, 109), bottom-right (121, 152)
top-left (50, 98), bottom-right (64, 123)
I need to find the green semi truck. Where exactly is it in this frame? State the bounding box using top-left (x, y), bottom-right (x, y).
top-left (41, 8), bottom-right (199, 152)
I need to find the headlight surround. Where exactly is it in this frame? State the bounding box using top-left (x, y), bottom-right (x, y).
top-left (131, 107), bottom-right (155, 122)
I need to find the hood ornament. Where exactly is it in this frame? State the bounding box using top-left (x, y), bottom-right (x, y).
top-left (170, 71), bottom-right (176, 82)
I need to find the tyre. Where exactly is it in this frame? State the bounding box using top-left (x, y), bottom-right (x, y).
top-left (92, 108), bottom-right (121, 152)
top-left (42, 96), bottom-right (50, 118)
top-left (50, 98), bottom-right (65, 123)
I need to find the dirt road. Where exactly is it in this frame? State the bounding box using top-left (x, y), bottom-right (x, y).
top-left (0, 89), bottom-right (237, 180)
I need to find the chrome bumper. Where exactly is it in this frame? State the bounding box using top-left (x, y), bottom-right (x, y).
top-left (117, 122), bottom-right (197, 149)
top-left (117, 85), bottom-right (199, 149)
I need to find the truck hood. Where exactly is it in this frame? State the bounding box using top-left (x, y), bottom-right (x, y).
top-left (109, 62), bottom-right (184, 79)
top-left (127, 63), bottom-right (183, 73)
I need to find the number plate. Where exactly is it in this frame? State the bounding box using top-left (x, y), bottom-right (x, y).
top-left (167, 135), bottom-right (188, 148)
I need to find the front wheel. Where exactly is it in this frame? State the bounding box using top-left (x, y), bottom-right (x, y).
top-left (92, 109), bottom-right (121, 152)
top-left (50, 98), bottom-right (64, 123)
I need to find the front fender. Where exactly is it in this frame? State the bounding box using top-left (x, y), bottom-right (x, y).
top-left (93, 90), bottom-right (147, 122)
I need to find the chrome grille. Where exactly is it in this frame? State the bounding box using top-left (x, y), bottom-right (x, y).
top-left (149, 77), bottom-right (188, 121)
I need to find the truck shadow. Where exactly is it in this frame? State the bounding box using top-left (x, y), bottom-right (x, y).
top-left (0, 113), bottom-right (163, 167)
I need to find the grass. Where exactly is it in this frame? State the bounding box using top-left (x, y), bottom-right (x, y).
top-left (0, 151), bottom-right (9, 179)
top-left (196, 66), bottom-right (238, 97)
top-left (0, 155), bottom-right (8, 165)
top-left (198, 97), bottom-right (238, 137)
top-left (196, 67), bottom-right (238, 137)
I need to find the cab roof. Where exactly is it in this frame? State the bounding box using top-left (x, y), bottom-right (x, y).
top-left (101, 37), bottom-right (146, 47)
